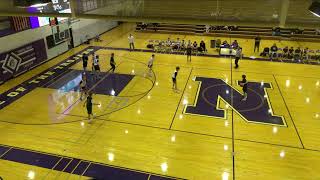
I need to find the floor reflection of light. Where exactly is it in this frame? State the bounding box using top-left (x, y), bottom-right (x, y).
top-left (179, 114), bottom-right (183, 119)
top-left (183, 99), bottom-right (188, 105)
top-left (315, 114), bottom-right (319, 118)
top-left (298, 85), bottom-right (302, 90)
top-left (28, 171), bottom-right (35, 180)
top-left (108, 152), bottom-right (114, 161)
top-left (224, 121), bottom-right (229, 127)
top-left (264, 94), bottom-right (267, 98)
top-left (268, 109), bottom-right (272, 114)
top-left (137, 109), bottom-right (141, 114)
top-left (189, 85), bottom-right (192, 89)
top-left (156, 82), bottom-right (159, 86)
top-left (280, 150), bottom-right (285, 158)
top-left (273, 127), bottom-right (278, 134)
top-left (81, 122), bottom-right (85, 127)
top-left (110, 89), bottom-right (115, 96)
top-left (222, 171), bottom-right (229, 180)
top-left (98, 103), bottom-right (102, 108)
top-left (286, 79), bottom-right (290, 87)
top-left (316, 81), bottom-right (319, 87)
top-left (225, 104), bottom-right (229, 109)
top-left (131, 69), bottom-right (135, 74)
top-left (224, 145), bottom-right (228, 151)
top-left (147, 95), bottom-right (151, 99)
top-left (161, 162), bottom-right (168, 172)
top-left (306, 97), bottom-right (310, 103)
top-left (125, 130), bottom-right (128, 134)
top-left (171, 135), bottom-right (176, 142)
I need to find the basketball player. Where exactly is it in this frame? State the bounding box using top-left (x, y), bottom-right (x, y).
top-left (128, 34), bottom-right (135, 51)
top-left (110, 53), bottom-right (116, 73)
top-left (239, 75), bottom-right (248, 101)
top-left (79, 74), bottom-right (87, 100)
top-left (172, 66), bottom-right (180, 91)
top-left (234, 46), bottom-right (242, 68)
top-left (186, 44), bottom-right (192, 62)
top-left (91, 52), bottom-right (95, 74)
top-left (148, 54), bottom-right (155, 76)
top-left (84, 92), bottom-right (93, 123)
top-left (93, 55), bottom-right (100, 79)
top-left (82, 53), bottom-right (88, 72)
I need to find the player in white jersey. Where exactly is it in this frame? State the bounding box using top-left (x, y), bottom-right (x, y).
top-left (93, 55), bottom-right (100, 79)
top-left (172, 66), bottom-right (180, 91)
top-left (147, 54), bottom-right (155, 76)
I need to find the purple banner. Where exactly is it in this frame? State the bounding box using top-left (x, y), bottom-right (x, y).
top-left (0, 39), bottom-right (47, 84)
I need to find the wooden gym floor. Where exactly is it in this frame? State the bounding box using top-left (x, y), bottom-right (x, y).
top-left (0, 23), bottom-right (320, 180)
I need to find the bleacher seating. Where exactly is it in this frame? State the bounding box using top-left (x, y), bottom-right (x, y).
top-left (136, 23), bottom-right (320, 42)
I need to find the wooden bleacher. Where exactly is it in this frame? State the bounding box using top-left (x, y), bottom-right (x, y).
top-left (136, 23), bottom-right (320, 42)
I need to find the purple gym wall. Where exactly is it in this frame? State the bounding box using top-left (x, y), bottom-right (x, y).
top-left (0, 39), bottom-right (48, 84)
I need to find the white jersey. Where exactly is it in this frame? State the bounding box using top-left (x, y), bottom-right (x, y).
top-left (93, 57), bottom-right (99, 66)
top-left (148, 57), bottom-right (154, 66)
top-left (172, 70), bottom-right (178, 78)
top-left (128, 36), bottom-right (134, 43)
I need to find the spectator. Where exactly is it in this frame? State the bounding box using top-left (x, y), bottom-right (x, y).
top-left (141, 22), bottom-right (147, 30)
top-left (205, 25), bottom-right (211, 33)
top-left (193, 41), bottom-right (198, 49)
top-left (231, 40), bottom-right (239, 49)
top-left (316, 28), bottom-right (320, 35)
top-left (221, 40), bottom-right (230, 48)
top-left (302, 47), bottom-right (309, 60)
top-left (199, 40), bottom-right (206, 52)
top-left (288, 47), bottom-right (294, 59)
top-left (294, 47), bottom-right (302, 61)
top-left (254, 35), bottom-right (261, 52)
top-left (270, 43), bottom-right (278, 59)
top-left (283, 46), bottom-right (289, 58)
top-left (166, 38), bottom-right (172, 46)
top-left (181, 40), bottom-right (186, 50)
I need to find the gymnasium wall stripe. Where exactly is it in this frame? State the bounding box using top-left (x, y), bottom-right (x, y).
top-left (0, 144), bottom-right (179, 180)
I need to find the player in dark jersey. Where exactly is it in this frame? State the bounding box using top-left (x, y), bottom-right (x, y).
top-left (239, 74), bottom-right (248, 101)
top-left (186, 44), bottom-right (192, 62)
top-left (172, 66), bottom-right (180, 91)
top-left (84, 92), bottom-right (93, 123)
top-left (82, 53), bottom-right (88, 72)
top-left (110, 53), bottom-right (116, 73)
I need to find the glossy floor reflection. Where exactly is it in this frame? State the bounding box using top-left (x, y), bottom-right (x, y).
top-left (0, 23), bottom-right (320, 180)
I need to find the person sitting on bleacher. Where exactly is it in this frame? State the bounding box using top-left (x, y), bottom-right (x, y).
top-left (270, 43), bottom-right (278, 60)
top-left (260, 47), bottom-right (270, 57)
top-left (176, 38), bottom-right (181, 47)
top-left (181, 40), bottom-right (186, 50)
top-left (193, 41), bottom-right (198, 49)
top-left (166, 38), bottom-right (172, 46)
top-left (288, 47), bottom-right (294, 59)
top-left (221, 40), bottom-right (230, 48)
top-left (231, 40), bottom-right (239, 49)
top-left (302, 47), bottom-right (309, 60)
top-left (205, 25), bottom-right (211, 33)
top-left (282, 46), bottom-right (289, 58)
top-left (294, 47), bottom-right (302, 61)
top-left (199, 40), bottom-right (206, 53)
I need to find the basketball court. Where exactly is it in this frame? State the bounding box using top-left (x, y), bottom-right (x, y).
top-left (0, 22), bottom-right (319, 179)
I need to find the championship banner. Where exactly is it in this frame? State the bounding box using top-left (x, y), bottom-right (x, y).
top-left (0, 39), bottom-right (48, 84)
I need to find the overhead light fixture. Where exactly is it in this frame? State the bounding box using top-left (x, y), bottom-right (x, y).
top-left (309, 1), bottom-right (320, 17)
top-left (14, 0), bottom-right (51, 7)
